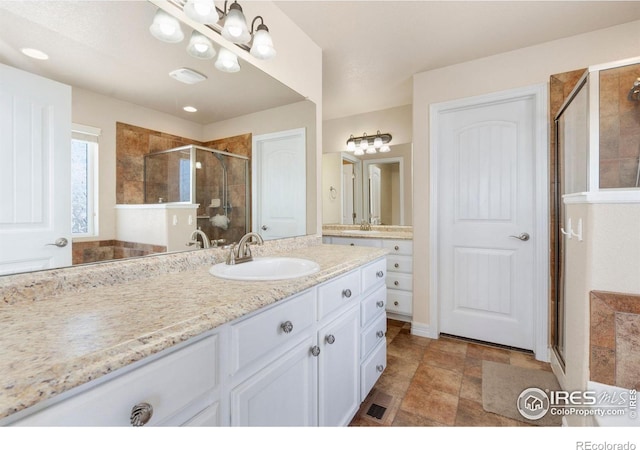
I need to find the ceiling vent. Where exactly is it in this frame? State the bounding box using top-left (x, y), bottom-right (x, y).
top-left (169, 67), bottom-right (207, 85)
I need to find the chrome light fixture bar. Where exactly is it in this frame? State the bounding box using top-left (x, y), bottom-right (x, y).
top-left (346, 131), bottom-right (392, 155)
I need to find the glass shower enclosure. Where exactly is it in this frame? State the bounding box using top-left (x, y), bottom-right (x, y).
top-left (144, 144), bottom-right (250, 245)
top-left (553, 56), bottom-right (640, 367)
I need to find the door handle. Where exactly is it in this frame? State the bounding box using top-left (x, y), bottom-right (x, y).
top-left (509, 233), bottom-right (530, 242)
top-left (261, 225), bottom-right (268, 231)
top-left (46, 237), bottom-right (68, 248)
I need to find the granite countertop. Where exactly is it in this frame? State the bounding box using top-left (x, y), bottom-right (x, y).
top-left (0, 241), bottom-right (387, 421)
top-left (322, 224), bottom-right (413, 240)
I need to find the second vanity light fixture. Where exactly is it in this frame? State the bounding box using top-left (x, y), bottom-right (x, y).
top-left (150, 0), bottom-right (276, 74)
top-left (346, 131), bottom-right (392, 156)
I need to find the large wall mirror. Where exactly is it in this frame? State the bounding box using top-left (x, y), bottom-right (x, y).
top-left (322, 143), bottom-right (412, 226)
top-left (0, 0), bottom-right (317, 276)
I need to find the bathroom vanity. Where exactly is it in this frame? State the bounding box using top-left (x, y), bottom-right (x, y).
top-left (0, 237), bottom-right (387, 427)
top-left (322, 226), bottom-right (413, 322)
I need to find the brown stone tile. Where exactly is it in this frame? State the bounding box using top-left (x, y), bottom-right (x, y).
top-left (423, 346), bottom-right (466, 372)
top-left (387, 333), bottom-right (428, 362)
top-left (463, 356), bottom-right (483, 379)
top-left (619, 158), bottom-right (640, 187)
top-left (619, 132), bottom-right (640, 159)
top-left (391, 409), bottom-right (445, 426)
top-left (430, 336), bottom-right (468, 355)
top-left (590, 345), bottom-right (616, 385)
top-left (509, 352), bottom-right (553, 372)
top-left (466, 343), bottom-right (511, 364)
top-left (412, 363), bottom-right (462, 396)
top-left (459, 374), bottom-right (482, 403)
top-left (591, 295), bottom-right (616, 349)
top-left (400, 380), bottom-right (459, 425)
top-left (373, 354), bottom-right (418, 398)
top-left (615, 313), bottom-right (640, 390)
top-left (593, 291), bottom-right (640, 316)
top-left (599, 159), bottom-right (620, 188)
top-left (455, 398), bottom-right (507, 426)
top-left (599, 114), bottom-right (620, 160)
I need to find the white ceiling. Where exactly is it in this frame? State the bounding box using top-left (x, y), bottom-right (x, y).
top-left (274, 1), bottom-right (640, 120)
top-left (0, 0), bottom-right (305, 125)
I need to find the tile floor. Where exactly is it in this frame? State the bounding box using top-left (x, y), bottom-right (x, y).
top-left (350, 319), bottom-right (557, 426)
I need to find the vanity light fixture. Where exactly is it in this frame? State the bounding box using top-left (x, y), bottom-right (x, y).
top-left (186, 30), bottom-right (217, 59)
top-left (346, 131), bottom-right (392, 154)
top-left (183, 0), bottom-right (219, 24)
top-left (214, 47), bottom-right (240, 72)
top-left (150, 8), bottom-right (184, 43)
top-left (221, 1), bottom-right (250, 44)
top-left (249, 16), bottom-right (276, 60)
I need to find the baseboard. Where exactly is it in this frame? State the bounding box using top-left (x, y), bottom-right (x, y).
top-left (410, 321), bottom-right (438, 339)
top-left (386, 312), bottom-right (411, 323)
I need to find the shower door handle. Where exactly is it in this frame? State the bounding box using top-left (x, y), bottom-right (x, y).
top-left (509, 233), bottom-right (530, 242)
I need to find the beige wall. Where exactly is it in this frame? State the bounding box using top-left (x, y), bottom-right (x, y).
top-left (72, 87), bottom-right (205, 242)
top-left (203, 101), bottom-right (318, 235)
top-left (412, 20), bottom-right (640, 424)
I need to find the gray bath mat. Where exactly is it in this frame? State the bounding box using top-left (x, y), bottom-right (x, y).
top-left (482, 361), bottom-right (562, 426)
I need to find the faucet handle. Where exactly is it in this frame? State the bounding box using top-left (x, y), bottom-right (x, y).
top-left (226, 244), bottom-right (236, 265)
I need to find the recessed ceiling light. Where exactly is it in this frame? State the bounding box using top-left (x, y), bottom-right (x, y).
top-left (183, 106), bottom-right (198, 112)
top-left (21, 48), bottom-right (49, 60)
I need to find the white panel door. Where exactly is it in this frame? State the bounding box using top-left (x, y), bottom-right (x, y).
top-left (0, 63), bottom-right (71, 275)
top-left (438, 96), bottom-right (535, 350)
top-left (252, 128), bottom-right (306, 240)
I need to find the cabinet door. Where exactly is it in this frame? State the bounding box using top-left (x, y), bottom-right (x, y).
top-left (318, 305), bottom-right (360, 427)
top-left (230, 336), bottom-right (318, 426)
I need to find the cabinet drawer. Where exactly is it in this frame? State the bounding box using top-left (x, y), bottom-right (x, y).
top-left (386, 272), bottom-right (412, 292)
top-left (361, 313), bottom-right (387, 359)
top-left (387, 255), bottom-right (413, 274)
top-left (361, 285), bottom-right (386, 327)
top-left (361, 258), bottom-right (386, 294)
top-left (329, 236), bottom-right (382, 248)
top-left (360, 340), bottom-right (386, 402)
top-left (182, 403), bottom-right (220, 426)
top-left (231, 289), bottom-right (316, 374)
top-left (387, 290), bottom-right (413, 315)
top-left (12, 334), bottom-right (219, 426)
top-left (318, 269), bottom-right (360, 320)
top-left (382, 239), bottom-right (412, 256)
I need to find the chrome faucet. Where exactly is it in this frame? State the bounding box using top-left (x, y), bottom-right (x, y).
top-left (188, 229), bottom-right (210, 249)
top-left (226, 232), bottom-right (264, 265)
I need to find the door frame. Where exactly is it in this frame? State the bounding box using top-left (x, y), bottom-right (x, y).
top-left (429, 83), bottom-right (549, 361)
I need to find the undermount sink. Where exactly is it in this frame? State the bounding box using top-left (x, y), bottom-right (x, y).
top-left (340, 230), bottom-right (383, 235)
top-left (209, 257), bottom-right (320, 281)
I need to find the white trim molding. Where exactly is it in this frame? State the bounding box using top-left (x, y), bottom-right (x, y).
top-left (429, 83), bottom-right (550, 361)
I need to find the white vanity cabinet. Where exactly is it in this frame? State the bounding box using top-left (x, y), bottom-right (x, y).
top-left (229, 264), bottom-right (368, 427)
top-left (327, 236), bottom-right (413, 321)
top-left (9, 332), bottom-right (223, 427)
top-left (5, 258), bottom-right (386, 428)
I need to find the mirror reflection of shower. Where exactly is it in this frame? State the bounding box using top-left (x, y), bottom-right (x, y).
top-left (629, 77), bottom-right (640, 187)
top-left (144, 144), bottom-right (250, 247)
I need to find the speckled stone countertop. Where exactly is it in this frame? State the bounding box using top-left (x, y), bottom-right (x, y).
top-left (0, 236), bottom-right (387, 421)
top-left (322, 224), bottom-right (413, 240)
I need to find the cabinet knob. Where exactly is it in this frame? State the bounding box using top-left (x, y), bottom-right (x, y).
top-left (310, 345), bottom-right (321, 357)
top-left (130, 402), bottom-right (153, 427)
top-left (394, 263), bottom-right (399, 268)
top-left (326, 334), bottom-right (336, 345)
top-left (394, 281), bottom-right (399, 286)
top-left (376, 365), bottom-right (385, 373)
top-left (394, 301), bottom-right (399, 306)
top-left (280, 321), bottom-right (294, 334)
top-left (376, 270), bottom-right (384, 278)
top-left (376, 300), bottom-right (384, 308)
top-left (376, 330), bottom-right (385, 338)
top-left (342, 288), bottom-right (352, 299)
top-left (394, 245), bottom-right (399, 251)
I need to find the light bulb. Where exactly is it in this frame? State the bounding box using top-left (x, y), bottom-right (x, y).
top-left (150, 9), bottom-right (184, 43)
top-left (360, 139), bottom-right (368, 151)
top-left (215, 47), bottom-right (240, 73)
top-left (366, 147), bottom-right (377, 155)
top-left (380, 145), bottom-right (391, 153)
top-left (374, 136), bottom-right (383, 148)
top-left (354, 148), bottom-right (364, 156)
top-left (222, 2), bottom-right (250, 44)
top-left (250, 25), bottom-right (276, 60)
top-left (347, 140), bottom-right (355, 152)
top-left (184, 0), bottom-right (219, 23)
top-left (187, 31), bottom-right (216, 59)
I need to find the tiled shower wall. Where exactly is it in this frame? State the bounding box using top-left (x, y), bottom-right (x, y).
top-left (590, 291), bottom-right (640, 390)
top-left (599, 63), bottom-right (640, 188)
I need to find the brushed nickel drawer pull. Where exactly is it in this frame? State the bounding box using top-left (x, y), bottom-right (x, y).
top-left (376, 330), bottom-right (384, 338)
top-left (281, 321), bottom-right (294, 334)
top-left (342, 288), bottom-right (352, 298)
top-left (130, 402), bottom-right (153, 427)
top-left (376, 270), bottom-right (384, 278)
top-left (376, 300), bottom-right (384, 308)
